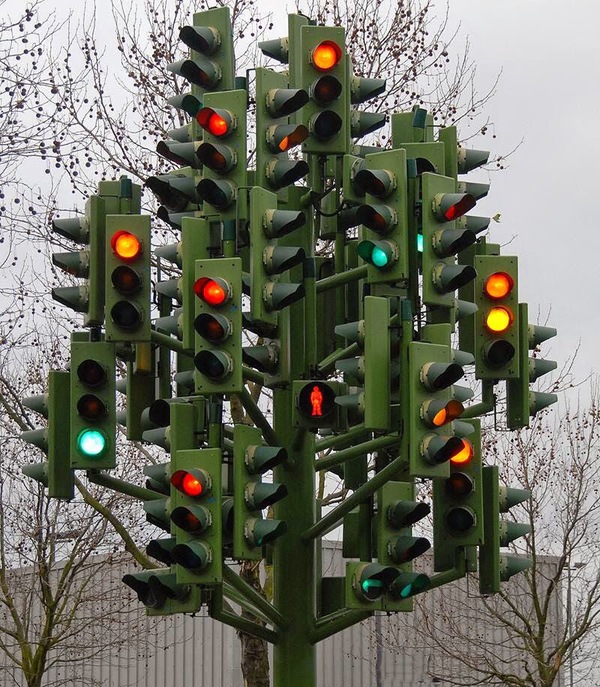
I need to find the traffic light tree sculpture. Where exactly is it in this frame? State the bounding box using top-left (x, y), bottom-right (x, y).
top-left (22, 8), bottom-right (557, 687)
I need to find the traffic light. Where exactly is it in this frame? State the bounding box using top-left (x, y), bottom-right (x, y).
top-left (293, 380), bottom-right (346, 430)
top-left (193, 257), bottom-right (243, 395)
top-left (122, 568), bottom-right (201, 616)
top-left (248, 186), bottom-right (306, 328)
top-left (70, 338), bottom-right (116, 470)
top-left (167, 7), bottom-right (235, 93)
top-left (345, 560), bottom-right (429, 610)
top-left (255, 68), bottom-right (309, 190)
top-left (170, 448), bottom-right (223, 585)
top-left (406, 341), bottom-right (466, 479)
top-left (51, 195), bottom-right (106, 326)
top-left (21, 369), bottom-right (74, 500)
top-left (299, 25), bottom-right (349, 154)
top-left (335, 296), bottom-right (392, 430)
top-left (146, 169), bottom-right (202, 229)
top-left (350, 73), bottom-right (387, 141)
top-left (376, 481), bottom-right (431, 610)
top-left (354, 149), bottom-right (410, 285)
top-left (473, 255), bottom-right (520, 379)
top-left (432, 420), bottom-right (483, 571)
top-left (420, 172), bottom-right (478, 308)
top-left (104, 214), bottom-right (151, 343)
top-left (479, 465), bottom-right (532, 595)
top-left (507, 303), bottom-right (558, 429)
top-left (195, 89), bottom-right (247, 220)
top-left (233, 425), bottom-right (288, 560)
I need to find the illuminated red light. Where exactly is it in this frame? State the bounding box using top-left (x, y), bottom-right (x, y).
top-left (310, 385), bottom-right (324, 417)
top-left (194, 277), bottom-right (229, 306)
top-left (181, 472), bottom-right (203, 497)
top-left (197, 107), bottom-right (232, 137)
top-left (171, 468), bottom-right (209, 499)
top-left (111, 231), bottom-right (142, 261)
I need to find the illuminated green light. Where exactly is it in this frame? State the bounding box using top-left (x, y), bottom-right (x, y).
top-left (417, 232), bottom-right (424, 253)
top-left (362, 578), bottom-right (383, 593)
top-left (77, 428), bottom-right (108, 458)
top-left (357, 239), bottom-right (397, 270)
top-left (371, 246), bottom-right (389, 267)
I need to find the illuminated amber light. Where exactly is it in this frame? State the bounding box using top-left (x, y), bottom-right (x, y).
top-left (111, 231), bottom-right (142, 261)
top-left (484, 271), bottom-right (514, 300)
top-left (450, 439), bottom-right (474, 466)
top-left (312, 41), bottom-right (342, 71)
top-left (485, 306), bottom-right (513, 333)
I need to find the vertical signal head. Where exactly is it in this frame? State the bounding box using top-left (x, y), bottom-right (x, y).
top-left (473, 255), bottom-right (520, 379)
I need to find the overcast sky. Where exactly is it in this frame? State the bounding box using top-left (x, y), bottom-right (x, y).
top-left (6, 0), bottom-right (595, 395)
top-left (443, 0), bottom-right (599, 392)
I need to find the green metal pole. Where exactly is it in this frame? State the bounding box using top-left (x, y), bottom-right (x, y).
top-left (273, 387), bottom-right (316, 687)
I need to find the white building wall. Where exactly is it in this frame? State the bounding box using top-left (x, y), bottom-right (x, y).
top-left (0, 544), bottom-right (562, 687)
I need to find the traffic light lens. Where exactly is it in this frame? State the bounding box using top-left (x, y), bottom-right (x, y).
top-left (312, 75), bottom-right (342, 105)
top-left (77, 428), bottom-right (108, 458)
top-left (361, 578), bottom-right (384, 600)
top-left (194, 350), bottom-right (232, 380)
top-left (442, 194), bottom-right (476, 221)
top-left (77, 393), bottom-right (107, 419)
top-left (312, 41), bottom-right (342, 71)
top-left (432, 399), bottom-right (464, 427)
top-left (111, 265), bottom-right (142, 295)
top-left (450, 439), bottom-right (474, 466)
top-left (486, 306), bottom-right (513, 333)
top-left (311, 110), bottom-right (343, 140)
top-left (194, 277), bottom-right (229, 306)
top-left (197, 107), bottom-right (232, 137)
top-left (77, 359), bottom-right (107, 387)
top-left (111, 231), bottom-right (142, 261)
top-left (297, 382), bottom-right (337, 420)
top-left (372, 246), bottom-right (390, 267)
top-left (446, 506), bottom-right (475, 532)
top-left (182, 473), bottom-right (203, 497)
top-left (446, 472), bottom-right (473, 497)
top-left (195, 313), bottom-right (230, 342)
top-left (111, 301), bottom-right (142, 329)
top-left (484, 272), bottom-right (514, 299)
